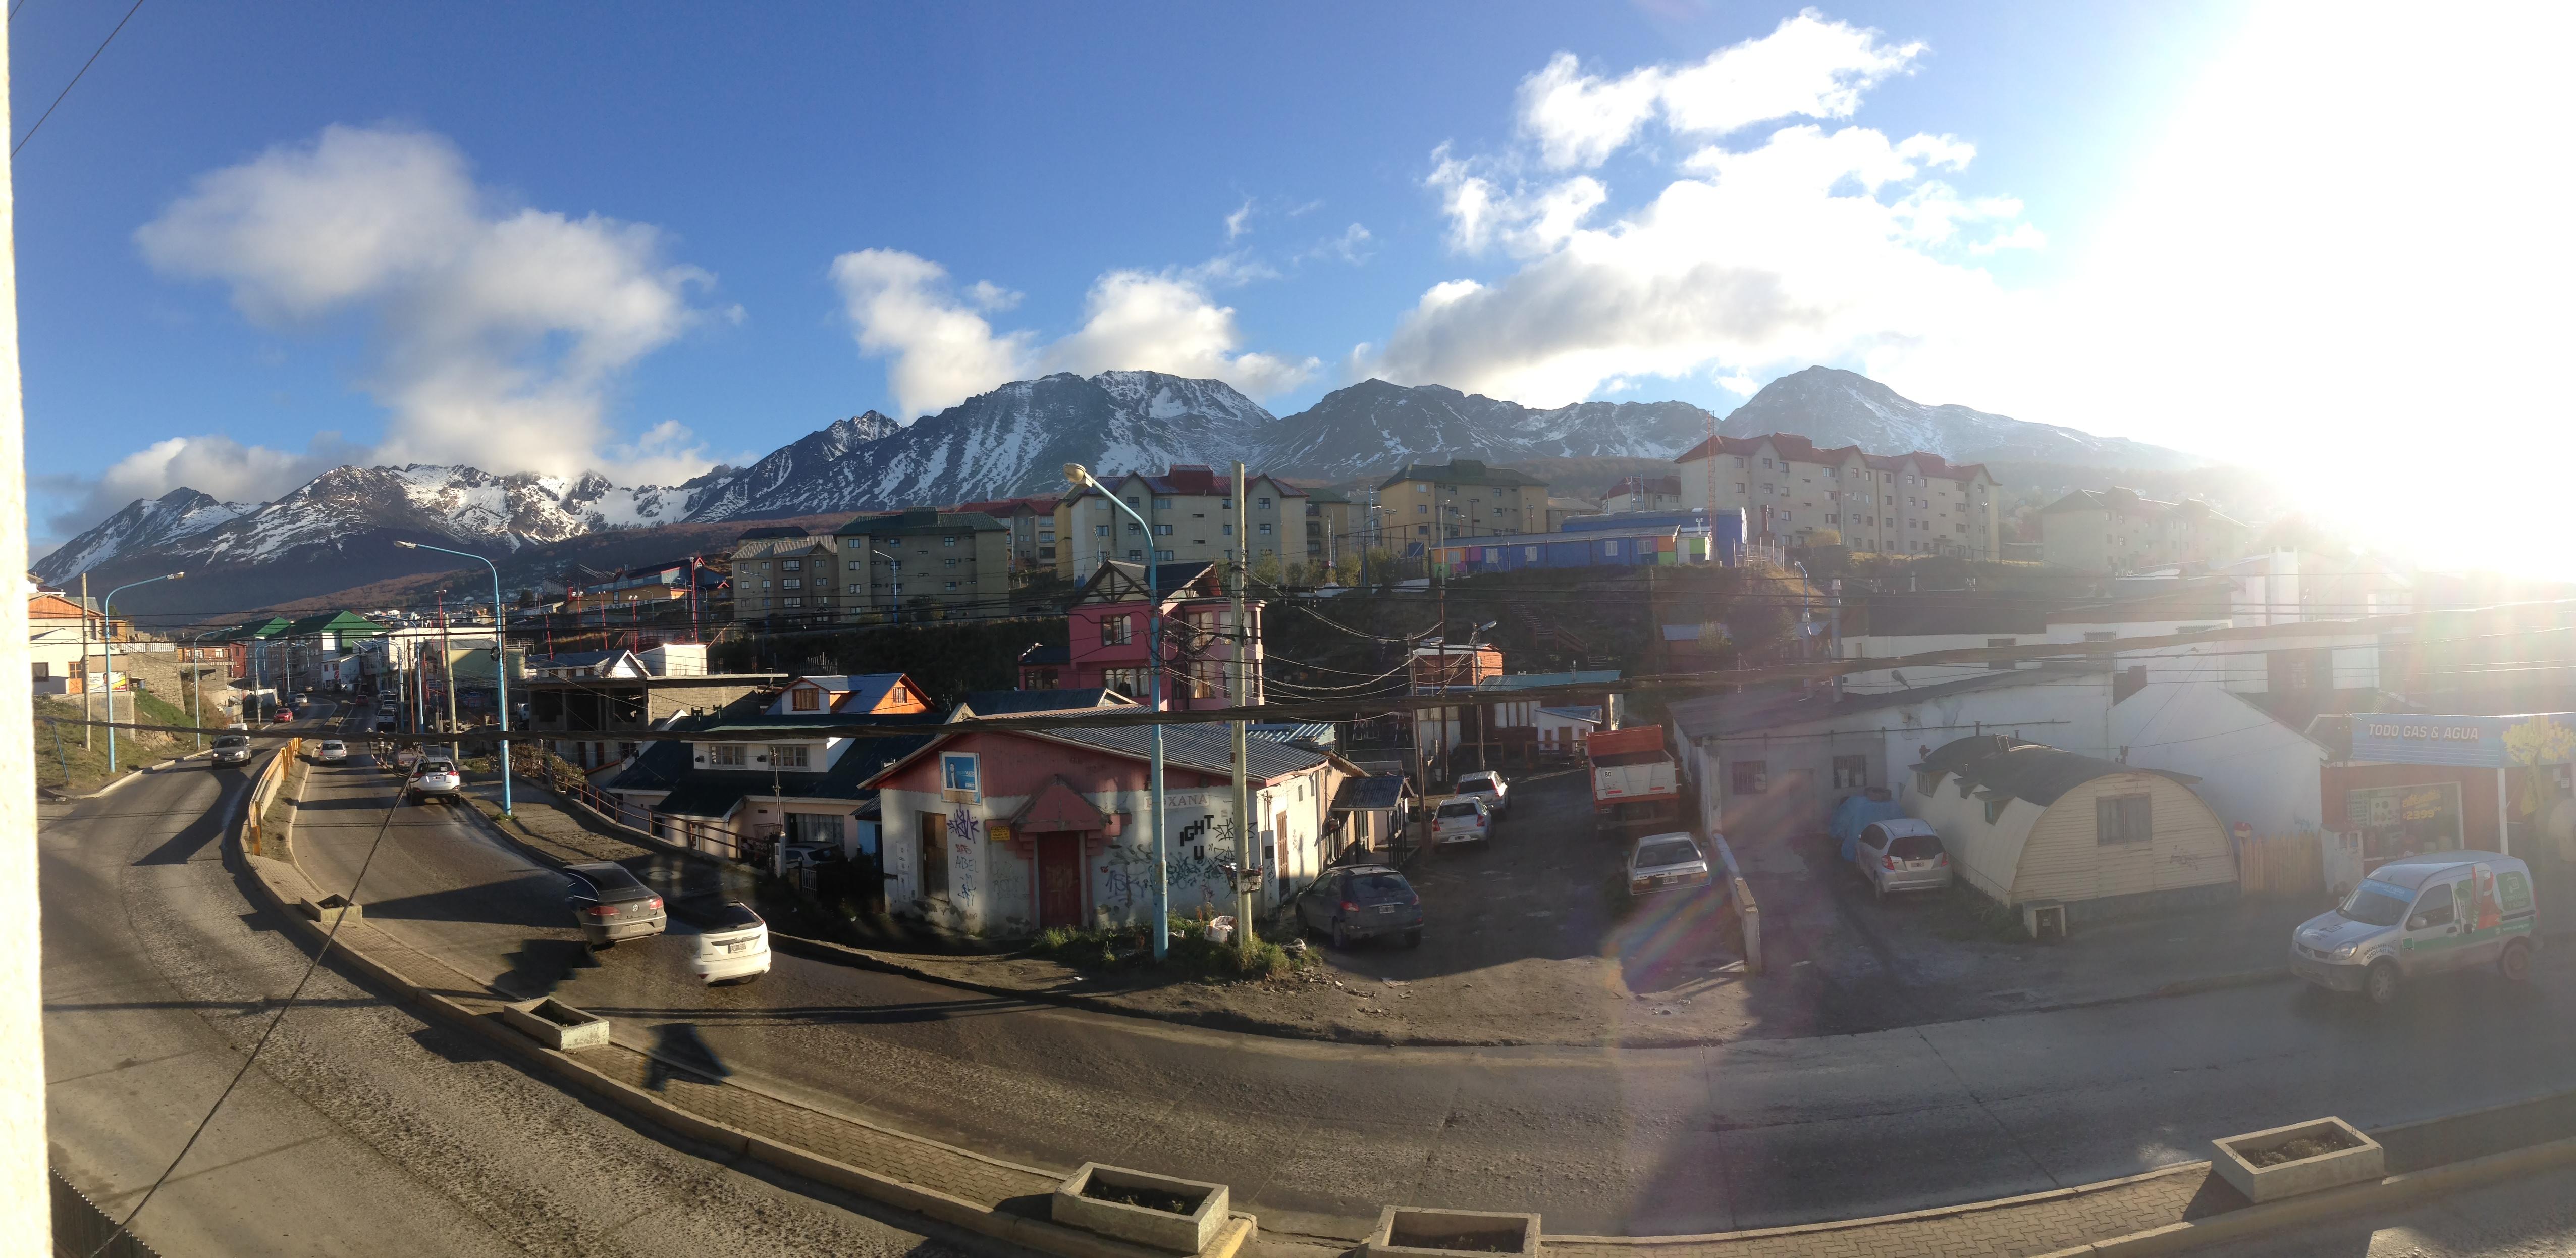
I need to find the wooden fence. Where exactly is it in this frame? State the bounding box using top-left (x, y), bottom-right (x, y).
top-left (2237, 831), bottom-right (2325, 897)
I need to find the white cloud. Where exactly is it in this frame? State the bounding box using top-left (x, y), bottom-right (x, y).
top-left (1518, 11), bottom-right (1923, 168)
top-left (1305, 223), bottom-right (1375, 265)
top-left (831, 249), bottom-right (1319, 413)
top-left (42, 431), bottom-right (363, 543)
top-left (1225, 198), bottom-right (1254, 240)
top-left (134, 124), bottom-right (714, 484)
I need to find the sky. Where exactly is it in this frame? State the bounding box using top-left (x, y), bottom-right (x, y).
top-left (14, 2), bottom-right (2572, 573)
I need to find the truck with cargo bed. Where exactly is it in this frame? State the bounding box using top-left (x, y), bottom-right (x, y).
top-left (1588, 724), bottom-right (1680, 837)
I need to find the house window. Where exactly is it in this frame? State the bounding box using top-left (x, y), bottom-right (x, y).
top-left (848, 559), bottom-right (863, 571)
top-left (783, 578), bottom-right (802, 589)
top-left (1832, 756), bottom-right (1867, 790)
top-left (709, 744), bottom-right (747, 767)
top-left (1730, 761), bottom-right (1767, 795)
top-left (1104, 614), bottom-right (1134, 648)
top-left (2097, 794), bottom-right (2153, 844)
top-left (943, 535), bottom-right (958, 546)
top-left (783, 560), bottom-right (801, 572)
top-left (1257, 523), bottom-right (1272, 535)
top-left (1736, 483), bottom-right (1747, 494)
top-left (941, 751), bottom-right (981, 802)
top-left (783, 597), bottom-right (801, 608)
top-left (791, 687), bottom-right (820, 712)
top-left (1154, 523), bottom-right (1173, 536)
top-left (769, 744), bottom-right (811, 769)
top-left (944, 581), bottom-right (959, 591)
top-left (1154, 549), bottom-right (1174, 560)
top-left (1103, 666), bottom-right (1150, 698)
top-left (943, 557), bottom-right (959, 567)
top-left (1154, 497), bottom-right (1173, 510)
top-left (918, 813), bottom-right (949, 897)
top-left (1095, 524), bottom-right (1112, 538)
top-left (1222, 523), bottom-right (1234, 536)
top-left (1257, 497), bottom-right (1271, 509)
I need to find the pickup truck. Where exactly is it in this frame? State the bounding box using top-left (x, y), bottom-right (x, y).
top-left (1453, 771), bottom-right (1509, 818)
top-left (1427, 796), bottom-right (1493, 848)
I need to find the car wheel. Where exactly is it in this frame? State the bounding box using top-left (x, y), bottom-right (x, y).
top-left (2500, 940), bottom-right (2533, 983)
top-left (1403, 928), bottom-right (1423, 949)
top-left (1330, 920), bottom-right (1351, 950)
top-left (2365, 960), bottom-right (2401, 1005)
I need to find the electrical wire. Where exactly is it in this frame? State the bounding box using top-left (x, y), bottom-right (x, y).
top-left (92, 702), bottom-right (403, 1256)
top-left (14, 0), bottom-right (142, 156)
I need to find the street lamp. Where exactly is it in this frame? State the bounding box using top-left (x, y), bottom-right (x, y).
top-left (395, 541), bottom-right (513, 816)
top-left (102, 571), bottom-right (183, 775)
top-left (871, 549), bottom-right (902, 624)
top-left (1066, 462), bottom-right (1170, 960)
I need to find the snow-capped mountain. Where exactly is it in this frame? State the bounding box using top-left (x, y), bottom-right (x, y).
top-left (1255, 379), bottom-right (1714, 475)
top-left (1718, 367), bottom-right (2201, 469)
top-left (31, 488), bottom-right (251, 584)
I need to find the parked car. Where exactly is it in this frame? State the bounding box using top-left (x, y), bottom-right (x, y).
top-left (1851, 819), bottom-right (1952, 900)
top-left (1428, 797), bottom-right (1493, 848)
top-left (315, 739), bottom-right (348, 763)
top-left (2290, 850), bottom-right (2538, 1004)
top-left (562, 861), bottom-right (666, 947)
top-left (210, 732), bottom-right (253, 766)
top-left (780, 842), bottom-right (841, 872)
top-left (1627, 832), bottom-right (1713, 897)
top-left (407, 757), bottom-right (462, 803)
top-left (270, 708), bottom-right (296, 723)
top-left (672, 898), bottom-right (769, 984)
top-left (1453, 770), bottom-right (1510, 817)
top-left (1300, 864), bottom-right (1422, 948)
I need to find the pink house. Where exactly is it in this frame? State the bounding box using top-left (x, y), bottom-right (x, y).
top-left (1059, 561), bottom-right (1262, 711)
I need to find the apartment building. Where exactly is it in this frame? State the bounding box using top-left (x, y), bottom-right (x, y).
top-left (836, 508), bottom-right (1012, 619)
top-left (2037, 488), bottom-right (2253, 573)
top-left (726, 526), bottom-right (840, 627)
top-left (1301, 486), bottom-right (1363, 569)
top-left (1673, 433), bottom-right (2002, 559)
top-left (1603, 475), bottom-right (1685, 514)
top-left (1373, 459), bottom-right (1547, 552)
top-left (948, 495), bottom-right (1062, 576)
top-left (1051, 464), bottom-right (1306, 578)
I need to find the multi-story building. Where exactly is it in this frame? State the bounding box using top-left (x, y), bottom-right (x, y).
top-left (1545, 496), bottom-right (1601, 531)
top-left (726, 526), bottom-right (839, 628)
top-left (2036, 488), bottom-right (2253, 573)
top-left (1673, 433), bottom-right (2002, 558)
top-left (1055, 559), bottom-right (1261, 710)
top-left (1051, 465), bottom-right (1306, 578)
top-left (1372, 459), bottom-right (1548, 553)
top-left (1300, 486), bottom-right (1363, 571)
top-left (1602, 475), bottom-right (1685, 514)
top-left (835, 508), bottom-right (1012, 620)
top-left (949, 496), bottom-right (1063, 577)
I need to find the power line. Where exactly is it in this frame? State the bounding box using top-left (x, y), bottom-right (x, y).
top-left (14, 0), bottom-right (143, 157)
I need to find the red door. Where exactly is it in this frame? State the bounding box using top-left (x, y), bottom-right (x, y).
top-left (1037, 833), bottom-right (1084, 928)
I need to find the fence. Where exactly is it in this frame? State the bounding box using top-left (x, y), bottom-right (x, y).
top-left (240, 737), bottom-right (301, 857)
top-left (2237, 831), bottom-right (2325, 897)
top-left (52, 1167), bottom-right (163, 1258)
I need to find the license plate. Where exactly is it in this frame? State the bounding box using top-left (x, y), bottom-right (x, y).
top-left (1376, 905), bottom-right (1395, 915)
top-left (726, 941), bottom-right (747, 955)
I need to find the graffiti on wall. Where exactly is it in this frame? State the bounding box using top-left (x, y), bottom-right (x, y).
top-left (1094, 801), bottom-right (1239, 919)
top-left (947, 810), bottom-right (983, 898)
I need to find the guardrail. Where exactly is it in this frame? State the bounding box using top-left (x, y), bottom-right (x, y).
top-left (240, 737), bottom-right (301, 857)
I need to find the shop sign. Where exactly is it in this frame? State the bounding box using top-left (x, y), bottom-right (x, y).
top-left (2350, 713), bottom-right (2576, 768)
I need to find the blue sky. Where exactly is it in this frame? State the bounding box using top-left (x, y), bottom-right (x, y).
top-left (19, 2), bottom-right (2566, 572)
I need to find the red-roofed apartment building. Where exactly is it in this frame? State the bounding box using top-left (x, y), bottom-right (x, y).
top-left (1673, 433), bottom-right (2002, 559)
top-left (1050, 465), bottom-right (1307, 578)
top-left (947, 495), bottom-right (1065, 575)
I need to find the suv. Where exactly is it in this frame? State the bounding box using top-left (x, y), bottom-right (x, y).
top-left (1453, 771), bottom-right (1509, 817)
top-left (672, 898), bottom-right (769, 984)
top-left (408, 757), bottom-right (462, 803)
top-left (1300, 864), bottom-right (1422, 949)
top-left (563, 862), bottom-right (667, 947)
top-left (210, 732), bottom-right (253, 766)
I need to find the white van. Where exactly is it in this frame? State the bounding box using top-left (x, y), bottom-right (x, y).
top-left (2291, 850), bottom-right (2539, 1003)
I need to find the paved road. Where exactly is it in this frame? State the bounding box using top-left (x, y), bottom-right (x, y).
top-left (282, 723), bottom-right (2576, 1242)
top-left (42, 704), bottom-right (1002, 1257)
top-left (2191, 1158), bottom-right (2576, 1256)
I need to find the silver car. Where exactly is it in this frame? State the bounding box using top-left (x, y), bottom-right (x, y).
top-left (1853, 820), bottom-right (1953, 900)
top-left (1627, 832), bottom-right (1713, 897)
top-left (564, 862), bottom-right (667, 947)
top-left (210, 732), bottom-right (253, 766)
top-left (2292, 850), bottom-right (2539, 1004)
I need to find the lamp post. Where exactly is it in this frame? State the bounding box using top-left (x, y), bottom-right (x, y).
top-left (396, 541), bottom-right (513, 816)
top-left (871, 549), bottom-right (901, 624)
top-left (102, 571), bottom-right (183, 774)
top-left (1066, 463), bottom-right (1169, 960)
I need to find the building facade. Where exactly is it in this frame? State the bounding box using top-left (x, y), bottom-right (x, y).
top-left (1372, 460), bottom-right (1548, 552)
top-left (1051, 465), bottom-right (1306, 578)
top-left (1603, 475), bottom-right (1685, 514)
top-left (727, 526), bottom-right (839, 627)
top-left (2037, 488), bottom-right (2255, 574)
top-left (949, 496), bottom-right (1063, 577)
top-left (1672, 433), bottom-right (2002, 558)
top-left (835, 509), bottom-right (1013, 620)
top-left (1059, 560), bottom-right (1262, 710)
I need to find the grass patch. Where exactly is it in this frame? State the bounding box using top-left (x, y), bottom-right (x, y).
top-left (33, 696), bottom-right (169, 794)
top-left (1024, 921), bottom-right (1301, 982)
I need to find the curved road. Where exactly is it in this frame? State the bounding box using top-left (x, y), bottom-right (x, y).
top-left (279, 720), bottom-right (2576, 1241)
top-left (41, 705), bottom-right (1000, 1257)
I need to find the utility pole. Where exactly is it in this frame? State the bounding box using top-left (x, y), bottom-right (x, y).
top-left (439, 594), bottom-right (461, 738)
top-left (1230, 461), bottom-right (1256, 955)
top-left (78, 573), bottom-right (90, 748)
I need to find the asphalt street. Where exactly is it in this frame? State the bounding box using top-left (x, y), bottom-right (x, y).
top-left (41, 705), bottom-right (1008, 1257)
top-left (280, 706), bottom-right (2576, 1241)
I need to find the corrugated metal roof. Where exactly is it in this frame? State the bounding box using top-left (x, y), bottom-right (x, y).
top-left (1248, 722), bottom-right (1336, 747)
top-left (1329, 775), bottom-right (1411, 812)
top-left (1040, 722), bottom-right (1328, 780)
top-left (1917, 735), bottom-right (2200, 806)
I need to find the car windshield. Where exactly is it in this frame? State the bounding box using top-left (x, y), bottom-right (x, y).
top-left (1638, 840), bottom-right (1701, 868)
top-left (214, 735), bottom-right (247, 747)
top-left (1436, 801), bottom-right (1481, 819)
top-left (2339, 879), bottom-right (2416, 927)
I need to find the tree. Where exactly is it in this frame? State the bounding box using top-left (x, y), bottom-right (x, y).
top-left (516, 587), bottom-right (536, 609)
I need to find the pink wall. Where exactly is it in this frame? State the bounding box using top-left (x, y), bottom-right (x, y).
top-left (875, 729), bottom-right (1231, 798)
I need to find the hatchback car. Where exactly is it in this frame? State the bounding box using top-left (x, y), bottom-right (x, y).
top-left (408, 758), bottom-right (462, 803)
top-left (210, 732), bottom-right (253, 766)
top-left (1300, 864), bottom-right (1423, 948)
top-left (270, 708), bottom-right (296, 723)
top-left (563, 862), bottom-right (667, 947)
top-left (1852, 820), bottom-right (1952, 900)
top-left (672, 899), bottom-right (770, 984)
top-left (315, 739), bottom-right (348, 763)
top-left (1628, 832), bottom-right (1714, 897)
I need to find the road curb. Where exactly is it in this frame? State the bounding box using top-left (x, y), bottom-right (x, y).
top-left (238, 772), bottom-right (1254, 1258)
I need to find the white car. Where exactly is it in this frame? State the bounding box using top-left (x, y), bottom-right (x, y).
top-left (1429, 797), bottom-right (1493, 847)
top-left (408, 758), bottom-right (462, 803)
top-left (675, 900), bottom-right (771, 984)
top-left (315, 739), bottom-right (349, 763)
top-left (1627, 832), bottom-right (1714, 897)
top-left (1453, 771), bottom-right (1510, 817)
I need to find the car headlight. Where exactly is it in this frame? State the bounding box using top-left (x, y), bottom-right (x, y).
top-left (2334, 943), bottom-right (2358, 960)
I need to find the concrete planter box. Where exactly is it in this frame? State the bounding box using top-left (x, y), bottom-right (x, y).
top-left (1051, 1162), bottom-right (1228, 1253)
top-left (297, 895), bottom-right (363, 928)
top-left (1364, 1208), bottom-right (1542, 1258)
top-left (501, 998), bottom-right (611, 1052)
top-left (2211, 1116), bottom-right (2384, 1203)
